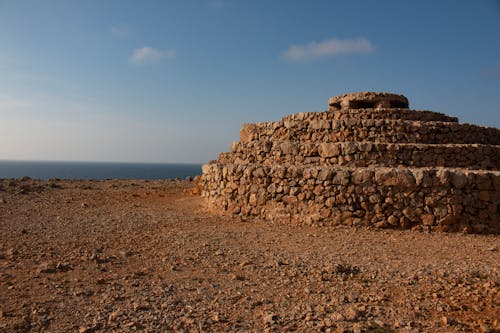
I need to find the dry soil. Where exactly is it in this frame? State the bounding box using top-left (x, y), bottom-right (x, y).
top-left (0, 178), bottom-right (498, 332)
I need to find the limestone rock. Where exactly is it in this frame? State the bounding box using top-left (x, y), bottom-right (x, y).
top-left (200, 91), bottom-right (500, 234)
top-left (328, 91), bottom-right (409, 111)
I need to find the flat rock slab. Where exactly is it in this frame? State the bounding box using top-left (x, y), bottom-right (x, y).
top-left (329, 91), bottom-right (409, 110)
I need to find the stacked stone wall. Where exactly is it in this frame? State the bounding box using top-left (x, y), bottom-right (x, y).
top-left (201, 163), bottom-right (499, 233)
top-left (200, 92), bottom-right (500, 233)
top-left (219, 142), bottom-right (499, 170)
top-left (282, 109), bottom-right (458, 122)
top-left (242, 119), bottom-right (500, 145)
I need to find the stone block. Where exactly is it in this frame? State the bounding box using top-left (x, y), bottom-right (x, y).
top-left (310, 119), bottom-right (331, 129)
top-left (375, 169), bottom-right (416, 188)
top-left (332, 170), bottom-right (350, 185)
top-left (352, 169), bottom-right (374, 185)
top-left (318, 143), bottom-right (340, 158)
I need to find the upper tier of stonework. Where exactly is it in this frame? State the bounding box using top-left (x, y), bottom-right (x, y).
top-left (328, 92), bottom-right (409, 111)
top-left (199, 92), bottom-right (500, 234)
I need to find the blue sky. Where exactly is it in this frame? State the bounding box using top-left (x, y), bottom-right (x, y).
top-left (0, 0), bottom-right (499, 163)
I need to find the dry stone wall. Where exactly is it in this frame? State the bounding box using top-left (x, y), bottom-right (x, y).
top-left (241, 119), bottom-right (500, 145)
top-left (200, 92), bottom-right (500, 233)
top-left (219, 142), bottom-right (499, 170)
top-left (283, 109), bottom-right (458, 122)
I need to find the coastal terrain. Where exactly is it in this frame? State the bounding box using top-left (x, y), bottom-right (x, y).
top-left (0, 178), bottom-right (498, 332)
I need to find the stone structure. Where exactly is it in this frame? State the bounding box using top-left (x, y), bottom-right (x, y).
top-left (328, 91), bottom-right (409, 110)
top-left (200, 92), bottom-right (500, 233)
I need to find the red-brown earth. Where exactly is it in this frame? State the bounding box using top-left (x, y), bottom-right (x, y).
top-left (0, 178), bottom-right (498, 332)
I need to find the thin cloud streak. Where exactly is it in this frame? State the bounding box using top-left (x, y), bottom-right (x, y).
top-left (130, 47), bottom-right (176, 64)
top-left (283, 37), bottom-right (374, 62)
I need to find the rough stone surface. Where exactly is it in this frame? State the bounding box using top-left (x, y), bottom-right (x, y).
top-left (200, 92), bottom-right (500, 233)
top-left (328, 91), bottom-right (409, 110)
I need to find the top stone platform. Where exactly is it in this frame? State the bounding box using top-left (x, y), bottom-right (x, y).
top-left (329, 91), bottom-right (409, 111)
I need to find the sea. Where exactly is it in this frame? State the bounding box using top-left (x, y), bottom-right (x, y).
top-left (0, 160), bottom-right (202, 180)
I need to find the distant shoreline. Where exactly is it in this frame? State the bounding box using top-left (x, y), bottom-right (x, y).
top-left (0, 160), bottom-right (202, 180)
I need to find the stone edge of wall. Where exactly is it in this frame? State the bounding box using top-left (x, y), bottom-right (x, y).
top-left (200, 163), bottom-right (500, 234)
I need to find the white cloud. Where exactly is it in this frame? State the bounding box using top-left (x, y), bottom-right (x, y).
top-left (282, 37), bottom-right (374, 62)
top-left (130, 47), bottom-right (176, 64)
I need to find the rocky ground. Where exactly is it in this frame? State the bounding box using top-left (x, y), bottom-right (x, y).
top-left (0, 178), bottom-right (498, 332)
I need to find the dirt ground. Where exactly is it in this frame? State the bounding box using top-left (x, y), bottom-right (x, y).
top-left (0, 178), bottom-right (498, 332)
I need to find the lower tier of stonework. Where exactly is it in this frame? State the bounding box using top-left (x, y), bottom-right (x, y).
top-left (220, 141), bottom-right (499, 170)
top-left (200, 163), bottom-right (500, 234)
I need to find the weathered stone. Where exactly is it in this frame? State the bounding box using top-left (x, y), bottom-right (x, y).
top-left (368, 194), bottom-right (380, 204)
top-left (283, 195), bottom-right (298, 204)
top-left (403, 207), bottom-right (419, 223)
top-left (310, 119), bottom-right (330, 129)
top-left (318, 143), bottom-right (340, 158)
top-left (413, 169), bottom-right (434, 187)
top-left (283, 120), bottom-right (296, 129)
top-left (357, 141), bottom-right (373, 152)
top-left (240, 123), bottom-right (255, 142)
top-left (328, 91), bottom-right (409, 111)
top-left (352, 169), bottom-right (373, 185)
top-left (317, 169), bottom-right (332, 181)
top-left (280, 142), bottom-right (293, 155)
top-left (433, 205), bottom-right (448, 219)
top-left (421, 214), bottom-right (435, 225)
top-left (342, 142), bottom-right (358, 155)
top-left (439, 215), bottom-right (459, 226)
top-left (476, 174), bottom-right (493, 190)
top-left (252, 167), bottom-right (266, 178)
top-left (400, 216), bottom-right (413, 229)
top-left (332, 170), bottom-right (350, 185)
top-left (200, 92), bottom-right (500, 234)
top-left (249, 194), bottom-right (258, 206)
top-left (450, 171), bottom-right (467, 189)
top-left (437, 169), bottom-right (453, 186)
top-left (374, 221), bottom-right (387, 228)
top-left (374, 169), bottom-right (416, 188)
top-left (387, 215), bottom-right (399, 226)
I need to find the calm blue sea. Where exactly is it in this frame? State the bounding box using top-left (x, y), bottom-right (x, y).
top-left (0, 160), bottom-right (202, 180)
